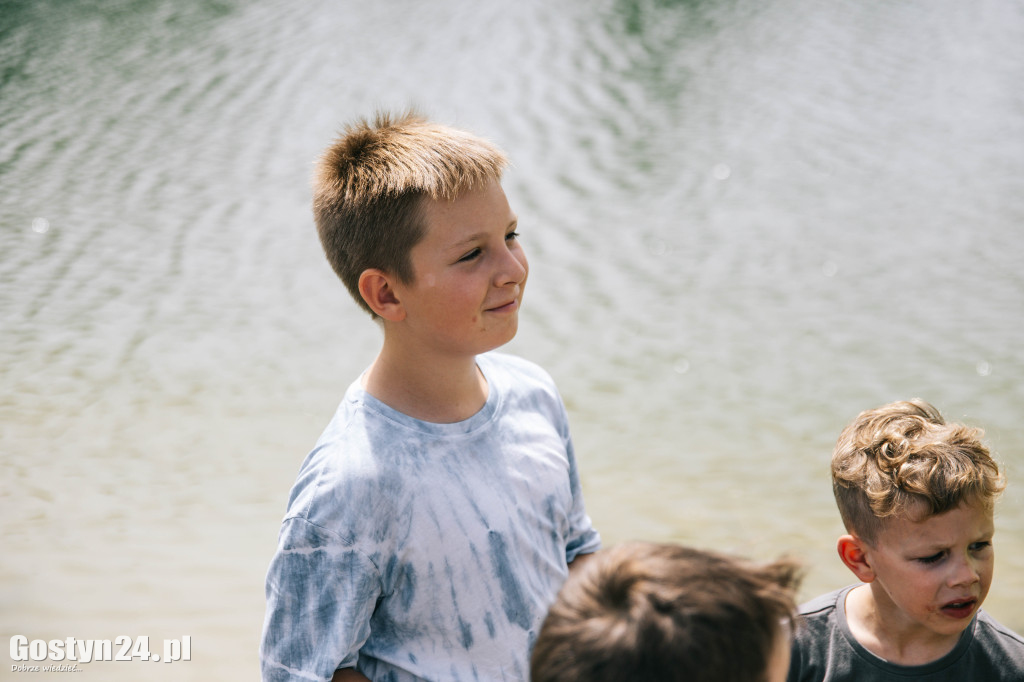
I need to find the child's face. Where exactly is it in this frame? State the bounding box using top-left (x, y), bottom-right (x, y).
top-left (396, 179), bottom-right (528, 357)
top-left (864, 501), bottom-right (994, 639)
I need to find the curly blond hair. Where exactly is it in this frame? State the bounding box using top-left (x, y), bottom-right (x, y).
top-left (831, 399), bottom-right (1005, 544)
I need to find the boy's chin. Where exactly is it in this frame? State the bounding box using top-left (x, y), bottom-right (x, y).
top-left (483, 324), bottom-right (519, 351)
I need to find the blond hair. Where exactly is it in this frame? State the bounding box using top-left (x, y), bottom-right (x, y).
top-left (312, 111), bottom-right (508, 316)
top-left (530, 542), bottom-right (801, 682)
top-left (831, 399), bottom-right (1005, 544)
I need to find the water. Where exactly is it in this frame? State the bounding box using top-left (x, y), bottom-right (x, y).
top-left (2, 0), bottom-right (1023, 678)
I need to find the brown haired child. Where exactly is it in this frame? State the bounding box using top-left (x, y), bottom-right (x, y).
top-left (531, 541), bottom-right (801, 682)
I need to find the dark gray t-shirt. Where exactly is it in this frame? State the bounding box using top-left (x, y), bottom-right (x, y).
top-left (788, 585), bottom-right (1024, 681)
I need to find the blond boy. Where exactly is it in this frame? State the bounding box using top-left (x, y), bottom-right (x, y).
top-left (259, 113), bottom-right (600, 682)
top-left (788, 399), bottom-right (1024, 680)
top-left (530, 541), bottom-right (801, 682)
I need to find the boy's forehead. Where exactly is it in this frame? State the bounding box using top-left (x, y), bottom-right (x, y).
top-left (877, 499), bottom-right (994, 545)
top-left (417, 181), bottom-right (515, 236)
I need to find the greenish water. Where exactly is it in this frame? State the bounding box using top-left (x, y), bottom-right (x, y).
top-left (2, 0), bottom-right (1023, 679)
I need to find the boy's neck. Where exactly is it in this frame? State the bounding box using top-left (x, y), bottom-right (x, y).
top-left (362, 343), bottom-right (489, 424)
top-left (845, 584), bottom-right (965, 666)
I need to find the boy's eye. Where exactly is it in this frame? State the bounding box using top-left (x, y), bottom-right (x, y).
top-left (505, 231), bottom-right (520, 241)
top-left (916, 551), bottom-right (945, 565)
top-left (457, 248), bottom-right (481, 263)
top-left (970, 541), bottom-right (992, 553)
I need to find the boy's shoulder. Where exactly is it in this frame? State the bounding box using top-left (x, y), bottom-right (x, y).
top-left (798, 586), bottom-right (847, 616)
top-left (788, 586), bottom-right (856, 682)
top-left (478, 351), bottom-right (568, 417)
top-left (973, 610), bottom-right (1024, 667)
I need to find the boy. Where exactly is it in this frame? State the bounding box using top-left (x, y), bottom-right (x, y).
top-left (788, 399), bottom-right (1024, 680)
top-left (260, 112), bottom-right (601, 682)
top-left (531, 541), bottom-right (801, 682)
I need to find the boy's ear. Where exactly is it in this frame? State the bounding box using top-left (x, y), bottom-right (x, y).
top-left (837, 534), bottom-right (876, 583)
top-left (358, 269), bottom-right (406, 322)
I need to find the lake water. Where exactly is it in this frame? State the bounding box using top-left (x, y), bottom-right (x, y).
top-left (2, 0), bottom-right (1023, 679)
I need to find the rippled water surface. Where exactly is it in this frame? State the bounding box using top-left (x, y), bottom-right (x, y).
top-left (2, 0), bottom-right (1023, 678)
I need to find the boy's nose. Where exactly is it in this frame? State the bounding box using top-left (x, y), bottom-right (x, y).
top-left (495, 245), bottom-right (528, 286)
top-left (947, 556), bottom-right (981, 587)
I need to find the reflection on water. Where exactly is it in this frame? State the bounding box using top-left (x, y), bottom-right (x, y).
top-left (2, 0), bottom-right (1023, 678)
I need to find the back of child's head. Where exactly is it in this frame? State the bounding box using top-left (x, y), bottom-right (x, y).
top-left (831, 398), bottom-right (1006, 545)
top-left (312, 111), bottom-right (508, 316)
top-left (529, 542), bottom-right (801, 682)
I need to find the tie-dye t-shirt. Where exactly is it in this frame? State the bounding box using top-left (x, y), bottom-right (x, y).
top-left (260, 352), bottom-right (601, 682)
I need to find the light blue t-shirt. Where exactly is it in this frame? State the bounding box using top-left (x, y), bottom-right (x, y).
top-left (261, 352), bottom-right (601, 682)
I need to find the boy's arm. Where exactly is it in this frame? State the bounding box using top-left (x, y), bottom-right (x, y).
top-left (332, 669), bottom-right (371, 682)
top-left (567, 551), bottom-right (595, 575)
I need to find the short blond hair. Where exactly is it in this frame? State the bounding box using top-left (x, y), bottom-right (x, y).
top-left (831, 399), bottom-right (1005, 544)
top-left (312, 111), bottom-right (508, 316)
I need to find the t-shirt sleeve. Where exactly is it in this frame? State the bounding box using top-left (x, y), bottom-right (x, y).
top-left (561, 420), bottom-right (602, 563)
top-left (260, 516), bottom-right (382, 682)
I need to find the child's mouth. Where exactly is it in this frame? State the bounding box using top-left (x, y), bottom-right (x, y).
top-left (940, 598), bottom-right (977, 619)
top-left (487, 299), bottom-right (518, 314)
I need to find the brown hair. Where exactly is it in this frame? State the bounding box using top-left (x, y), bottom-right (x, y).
top-left (831, 398), bottom-right (1005, 545)
top-left (530, 542), bottom-right (801, 682)
top-left (312, 111), bottom-right (508, 316)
